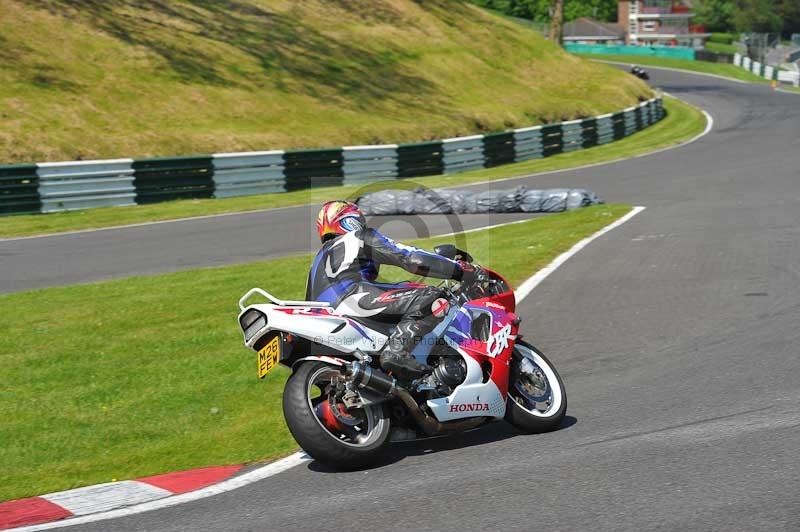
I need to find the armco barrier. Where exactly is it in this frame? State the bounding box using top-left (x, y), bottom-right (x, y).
top-left (561, 121), bottom-right (583, 153)
top-left (212, 151), bottom-right (285, 198)
top-left (283, 149), bottom-right (343, 191)
top-left (397, 141), bottom-right (444, 178)
top-left (512, 126), bottom-right (544, 162)
top-left (482, 131), bottom-right (515, 168)
top-left (580, 118), bottom-right (598, 148)
top-left (342, 145), bottom-right (398, 185)
top-left (442, 136), bottom-right (484, 174)
top-left (134, 156), bottom-right (214, 204)
top-left (0, 97), bottom-right (664, 216)
top-left (732, 53), bottom-right (799, 86)
top-left (37, 160), bottom-right (135, 213)
top-left (0, 164), bottom-right (40, 215)
top-left (541, 124), bottom-right (564, 157)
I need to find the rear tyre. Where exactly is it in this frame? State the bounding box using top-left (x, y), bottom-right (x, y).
top-left (283, 361), bottom-right (391, 470)
top-left (504, 341), bottom-right (567, 433)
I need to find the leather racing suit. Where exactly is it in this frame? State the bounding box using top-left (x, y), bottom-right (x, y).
top-left (305, 227), bottom-right (468, 379)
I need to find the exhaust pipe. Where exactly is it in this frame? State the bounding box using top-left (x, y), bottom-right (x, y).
top-left (345, 362), bottom-right (488, 436)
top-left (345, 361), bottom-right (397, 396)
top-left (394, 388), bottom-right (487, 435)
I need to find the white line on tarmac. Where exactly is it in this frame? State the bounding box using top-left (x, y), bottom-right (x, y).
top-left (514, 206), bottom-right (646, 302)
top-left (10, 453), bottom-right (311, 531)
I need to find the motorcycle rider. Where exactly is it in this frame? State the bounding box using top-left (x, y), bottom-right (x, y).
top-left (307, 200), bottom-right (479, 381)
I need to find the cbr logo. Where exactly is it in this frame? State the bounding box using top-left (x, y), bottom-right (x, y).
top-left (487, 323), bottom-right (512, 357)
top-left (449, 403), bottom-right (490, 412)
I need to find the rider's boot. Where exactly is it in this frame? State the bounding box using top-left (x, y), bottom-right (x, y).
top-left (380, 320), bottom-right (433, 383)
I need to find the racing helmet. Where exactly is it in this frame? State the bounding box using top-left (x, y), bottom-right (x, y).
top-left (316, 200), bottom-right (366, 243)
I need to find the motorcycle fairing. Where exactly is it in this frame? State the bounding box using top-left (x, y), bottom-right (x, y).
top-left (424, 301), bottom-right (519, 422)
top-left (242, 304), bottom-right (388, 354)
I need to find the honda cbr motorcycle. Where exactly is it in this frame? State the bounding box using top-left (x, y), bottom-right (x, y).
top-left (237, 245), bottom-right (567, 469)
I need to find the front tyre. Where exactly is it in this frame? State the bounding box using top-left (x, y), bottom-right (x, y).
top-left (505, 341), bottom-right (567, 433)
top-left (283, 361), bottom-right (391, 470)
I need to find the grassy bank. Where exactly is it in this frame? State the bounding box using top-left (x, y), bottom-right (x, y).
top-left (0, 204), bottom-right (631, 501)
top-left (0, 0), bottom-right (649, 163)
top-left (0, 96), bottom-right (702, 239)
top-left (580, 54), bottom-right (768, 84)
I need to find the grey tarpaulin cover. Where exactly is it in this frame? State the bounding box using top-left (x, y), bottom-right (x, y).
top-left (357, 186), bottom-right (602, 215)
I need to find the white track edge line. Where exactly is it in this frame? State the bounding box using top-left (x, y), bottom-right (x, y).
top-left (2, 95), bottom-right (707, 244)
top-left (10, 206), bottom-right (646, 531)
top-left (9, 452), bottom-right (311, 531)
top-left (514, 206), bottom-right (646, 302)
top-left (436, 218), bottom-right (532, 238)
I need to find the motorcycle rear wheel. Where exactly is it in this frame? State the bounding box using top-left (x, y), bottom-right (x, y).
top-left (283, 361), bottom-right (391, 470)
top-left (505, 341), bottom-right (567, 433)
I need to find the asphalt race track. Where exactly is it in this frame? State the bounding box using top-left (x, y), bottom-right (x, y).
top-left (15, 69), bottom-right (800, 531)
top-left (0, 212), bottom-right (544, 294)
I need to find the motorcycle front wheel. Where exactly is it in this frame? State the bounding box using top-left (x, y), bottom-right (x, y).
top-left (283, 361), bottom-right (391, 470)
top-left (505, 341), bottom-right (567, 433)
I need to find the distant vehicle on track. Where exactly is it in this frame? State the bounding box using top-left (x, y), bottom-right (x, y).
top-left (630, 65), bottom-right (650, 80)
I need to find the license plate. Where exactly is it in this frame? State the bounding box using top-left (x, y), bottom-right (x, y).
top-left (257, 335), bottom-right (281, 379)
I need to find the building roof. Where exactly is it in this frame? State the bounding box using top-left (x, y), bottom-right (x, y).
top-left (563, 17), bottom-right (625, 39)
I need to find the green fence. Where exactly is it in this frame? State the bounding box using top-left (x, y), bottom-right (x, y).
top-left (565, 43), bottom-right (696, 60)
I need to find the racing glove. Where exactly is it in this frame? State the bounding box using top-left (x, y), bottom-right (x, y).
top-left (456, 261), bottom-right (489, 286)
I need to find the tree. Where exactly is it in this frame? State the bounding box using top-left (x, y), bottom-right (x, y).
top-left (775, 0), bottom-right (800, 38)
top-left (549, 0), bottom-right (564, 43)
top-left (733, 0), bottom-right (782, 33)
top-left (693, 0), bottom-right (735, 33)
top-left (563, 0), bottom-right (618, 23)
top-left (470, 0), bottom-right (619, 23)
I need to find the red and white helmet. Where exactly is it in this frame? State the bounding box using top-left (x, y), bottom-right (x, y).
top-left (316, 200), bottom-right (366, 243)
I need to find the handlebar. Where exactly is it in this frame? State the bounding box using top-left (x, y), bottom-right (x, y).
top-left (440, 265), bottom-right (502, 304)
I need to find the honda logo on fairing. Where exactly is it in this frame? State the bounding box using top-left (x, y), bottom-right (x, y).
top-left (448, 403), bottom-right (490, 412)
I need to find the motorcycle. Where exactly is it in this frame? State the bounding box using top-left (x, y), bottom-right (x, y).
top-left (630, 65), bottom-right (650, 80)
top-left (237, 244), bottom-right (567, 469)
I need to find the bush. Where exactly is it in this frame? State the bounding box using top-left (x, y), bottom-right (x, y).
top-left (709, 32), bottom-right (737, 44)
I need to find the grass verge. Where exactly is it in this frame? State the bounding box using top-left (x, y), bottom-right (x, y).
top-left (0, 96), bottom-right (701, 239)
top-left (0, 0), bottom-right (649, 163)
top-left (0, 204), bottom-right (631, 501)
top-left (580, 54), bottom-right (769, 84)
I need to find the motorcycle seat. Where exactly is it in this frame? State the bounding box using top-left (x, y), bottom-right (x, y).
top-left (347, 315), bottom-right (397, 337)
